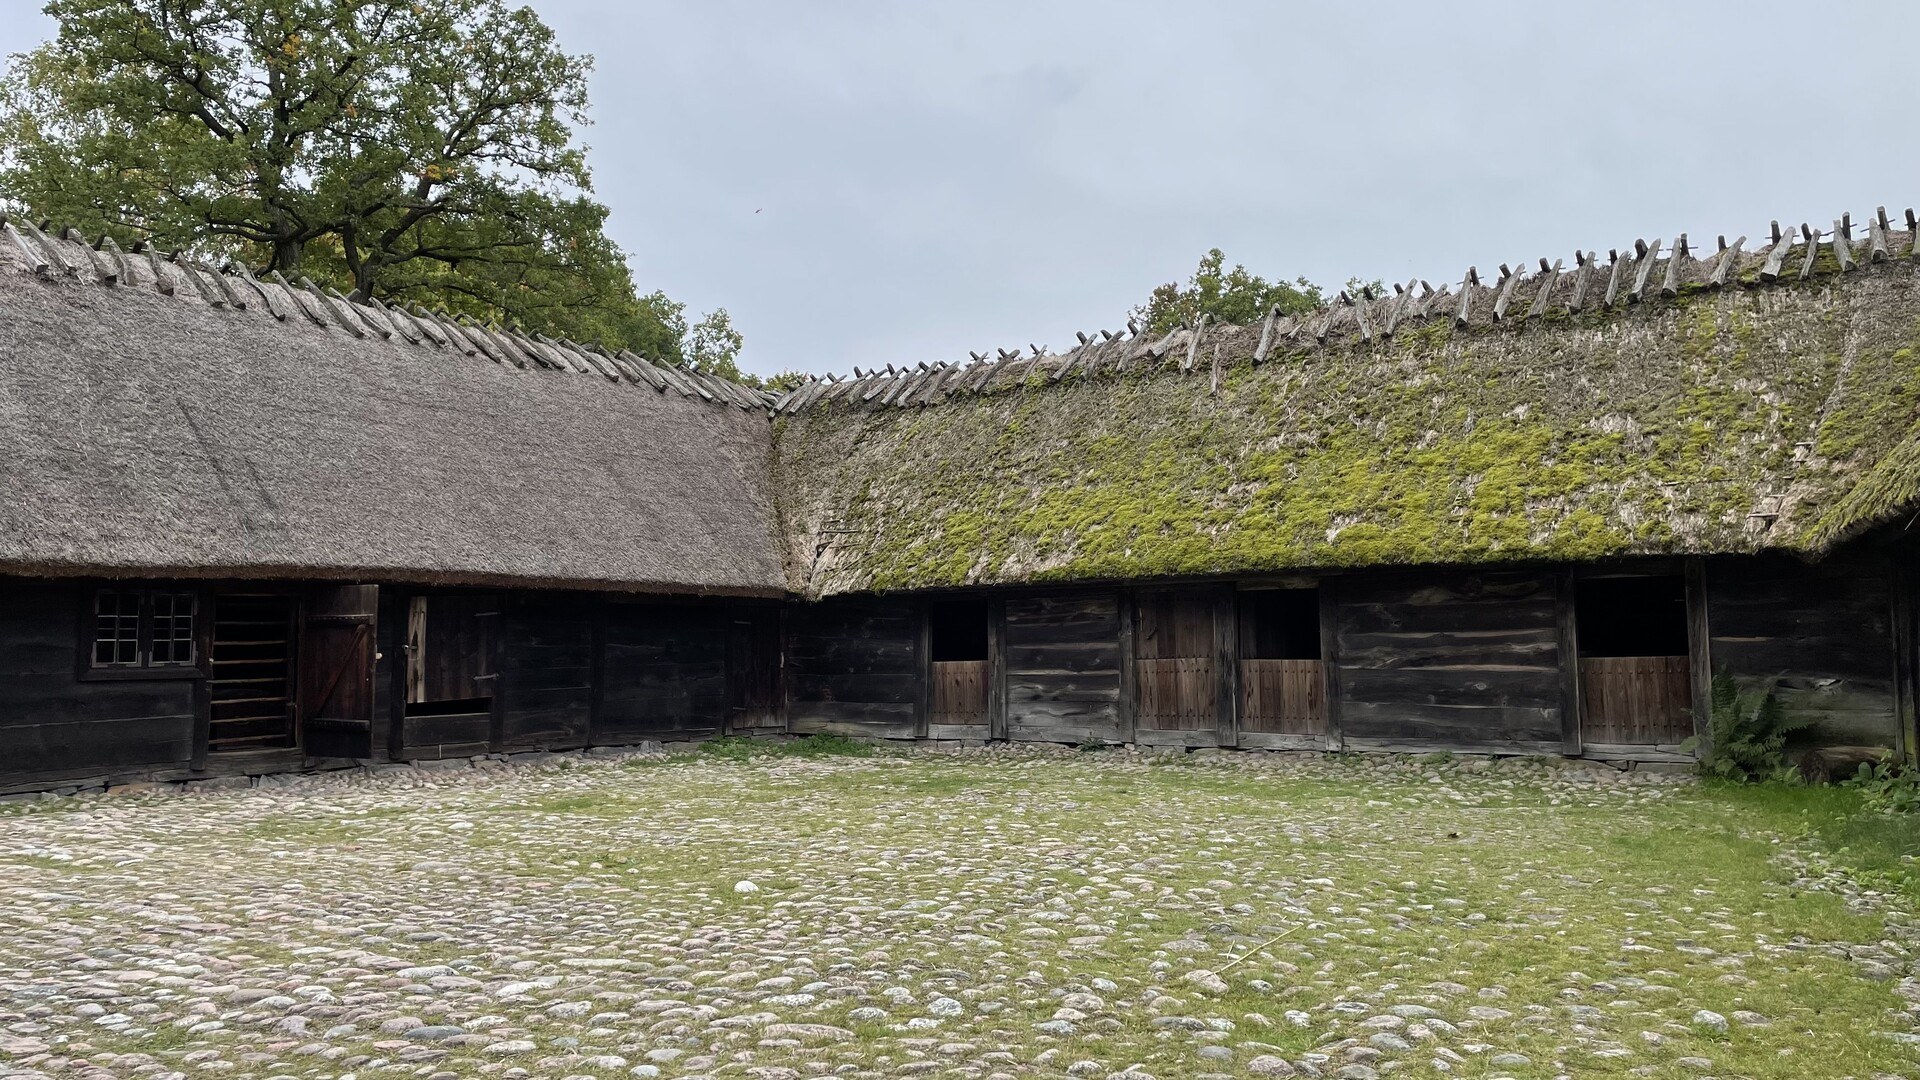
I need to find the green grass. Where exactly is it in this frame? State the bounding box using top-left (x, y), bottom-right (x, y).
top-left (698, 733), bottom-right (875, 761)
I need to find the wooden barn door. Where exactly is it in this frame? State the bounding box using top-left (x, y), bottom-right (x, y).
top-left (300, 585), bottom-right (377, 759)
top-left (729, 605), bottom-right (785, 733)
top-left (397, 592), bottom-right (500, 759)
top-left (926, 599), bottom-right (991, 738)
top-left (1573, 573), bottom-right (1694, 755)
top-left (1133, 589), bottom-right (1232, 747)
top-left (1237, 588), bottom-right (1327, 748)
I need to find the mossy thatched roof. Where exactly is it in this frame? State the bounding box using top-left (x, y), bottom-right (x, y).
top-left (775, 223), bottom-right (1920, 596)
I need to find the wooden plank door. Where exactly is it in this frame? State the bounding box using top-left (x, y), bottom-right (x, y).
top-left (729, 605), bottom-right (785, 732)
top-left (300, 584), bottom-right (377, 759)
top-left (1133, 589), bottom-right (1231, 746)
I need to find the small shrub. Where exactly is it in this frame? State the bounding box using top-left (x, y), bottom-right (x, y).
top-left (1077, 738), bottom-right (1113, 752)
top-left (784, 734), bottom-right (873, 758)
top-left (1685, 671), bottom-right (1812, 782)
top-left (1847, 759), bottom-right (1920, 814)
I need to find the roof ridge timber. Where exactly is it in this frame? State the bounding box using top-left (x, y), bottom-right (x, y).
top-left (0, 214), bottom-right (773, 411)
top-left (770, 202), bottom-right (1920, 415)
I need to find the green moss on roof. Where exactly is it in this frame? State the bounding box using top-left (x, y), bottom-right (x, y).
top-left (776, 264), bottom-right (1920, 596)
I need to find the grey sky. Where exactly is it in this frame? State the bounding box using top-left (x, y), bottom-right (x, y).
top-left (6, 1), bottom-right (1919, 378)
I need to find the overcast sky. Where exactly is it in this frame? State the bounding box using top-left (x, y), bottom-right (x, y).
top-left (6, 2), bottom-right (1920, 377)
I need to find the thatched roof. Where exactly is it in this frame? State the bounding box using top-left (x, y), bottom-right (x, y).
top-left (0, 219), bottom-right (786, 595)
top-left (774, 213), bottom-right (1920, 596)
top-left (11, 207), bottom-right (1920, 601)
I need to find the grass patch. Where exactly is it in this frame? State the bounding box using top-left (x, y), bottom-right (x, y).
top-left (699, 734), bottom-right (874, 761)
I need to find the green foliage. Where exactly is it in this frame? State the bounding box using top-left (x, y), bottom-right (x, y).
top-left (1845, 758), bottom-right (1920, 814)
top-left (0, 0), bottom-right (742, 372)
top-left (1688, 671), bottom-right (1813, 782)
top-left (1135, 249), bottom-right (1325, 335)
top-left (750, 369), bottom-right (815, 394)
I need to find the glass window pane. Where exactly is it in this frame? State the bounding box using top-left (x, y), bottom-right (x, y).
top-left (151, 593), bottom-right (195, 666)
top-left (93, 590), bottom-right (140, 667)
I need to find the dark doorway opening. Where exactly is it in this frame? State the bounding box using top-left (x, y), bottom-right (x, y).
top-left (1575, 575), bottom-right (1692, 747)
top-left (393, 592), bottom-right (498, 760)
top-left (1238, 589), bottom-right (1321, 660)
top-left (208, 592), bottom-right (298, 751)
top-left (929, 599), bottom-right (989, 662)
top-left (404, 594), bottom-right (499, 718)
top-left (928, 599), bottom-right (990, 726)
top-left (1576, 576), bottom-right (1688, 658)
top-left (1237, 589), bottom-right (1325, 736)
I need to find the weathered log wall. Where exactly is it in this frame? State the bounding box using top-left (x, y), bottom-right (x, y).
top-left (1004, 592), bottom-right (1125, 745)
top-left (2, 541), bottom-right (1914, 791)
top-left (0, 580), bottom-right (196, 790)
top-left (1706, 551), bottom-right (1898, 747)
top-left (598, 599), bottom-right (731, 742)
top-left (496, 593), bottom-right (595, 752)
top-left (786, 596), bottom-right (921, 739)
top-left (1330, 570), bottom-right (1569, 755)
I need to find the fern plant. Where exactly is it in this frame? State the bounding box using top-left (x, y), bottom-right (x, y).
top-left (1685, 672), bottom-right (1812, 781)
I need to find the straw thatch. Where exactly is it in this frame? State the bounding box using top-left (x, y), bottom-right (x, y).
top-left (10, 209), bottom-right (1920, 601)
top-left (0, 221), bottom-right (785, 595)
top-left (774, 220), bottom-right (1920, 596)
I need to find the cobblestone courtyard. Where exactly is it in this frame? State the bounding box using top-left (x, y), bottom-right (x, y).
top-left (3, 746), bottom-right (1919, 1080)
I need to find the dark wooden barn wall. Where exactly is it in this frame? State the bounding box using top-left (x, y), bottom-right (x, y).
top-left (496, 593), bottom-right (595, 751)
top-left (1331, 570), bottom-right (1568, 754)
top-left (1005, 592), bottom-right (1125, 745)
top-left (597, 600), bottom-right (730, 742)
top-left (786, 596), bottom-right (920, 739)
top-left (1706, 550), bottom-right (1897, 747)
top-left (0, 580), bottom-right (197, 786)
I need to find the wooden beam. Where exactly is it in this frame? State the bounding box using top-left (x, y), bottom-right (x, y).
top-left (1707, 235), bottom-right (1745, 287)
top-left (18, 220), bottom-right (75, 276)
top-left (1567, 252), bottom-right (1595, 312)
top-left (1454, 267), bottom-right (1478, 328)
top-left (1630, 238), bottom-right (1661, 302)
top-left (1527, 258), bottom-right (1564, 318)
top-left (1685, 557), bottom-right (1713, 763)
top-left (3, 222), bottom-right (49, 275)
top-left (1831, 217), bottom-right (1855, 272)
top-left (1318, 578), bottom-right (1343, 752)
top-left (1759, 230), bottom-right (1797, 282)
top-left (1215, 589), bottom-right (1238, 749)
top-left (1383, 279), bottom-right (1418, 336)
top-left (1869, 207), bottom-right (1891, 263)
top-left (1659, 234), bottom-right (1688, 298)
top-left (1799, 225), bottom-right (1822, 280)
top-left (1117, 590), bottom-right (1137, 746)
top-left (1181, 314), bottom-right (1209, 373)
top-left (1491, 265), bottom-right (1521, 322)
top-left (988, 598), bottom-right (1008, 742)
top-left (1602, 249), bottom-right (1626, 308)
top-left (1352, 294), bottom-right (1373, 342)
top-left (1253, 305), bottom-right (1280, 363)
top-left (915, 599), bottom-right (931, 740)
top-left (1557, 569), bottom-right (1583, 757)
